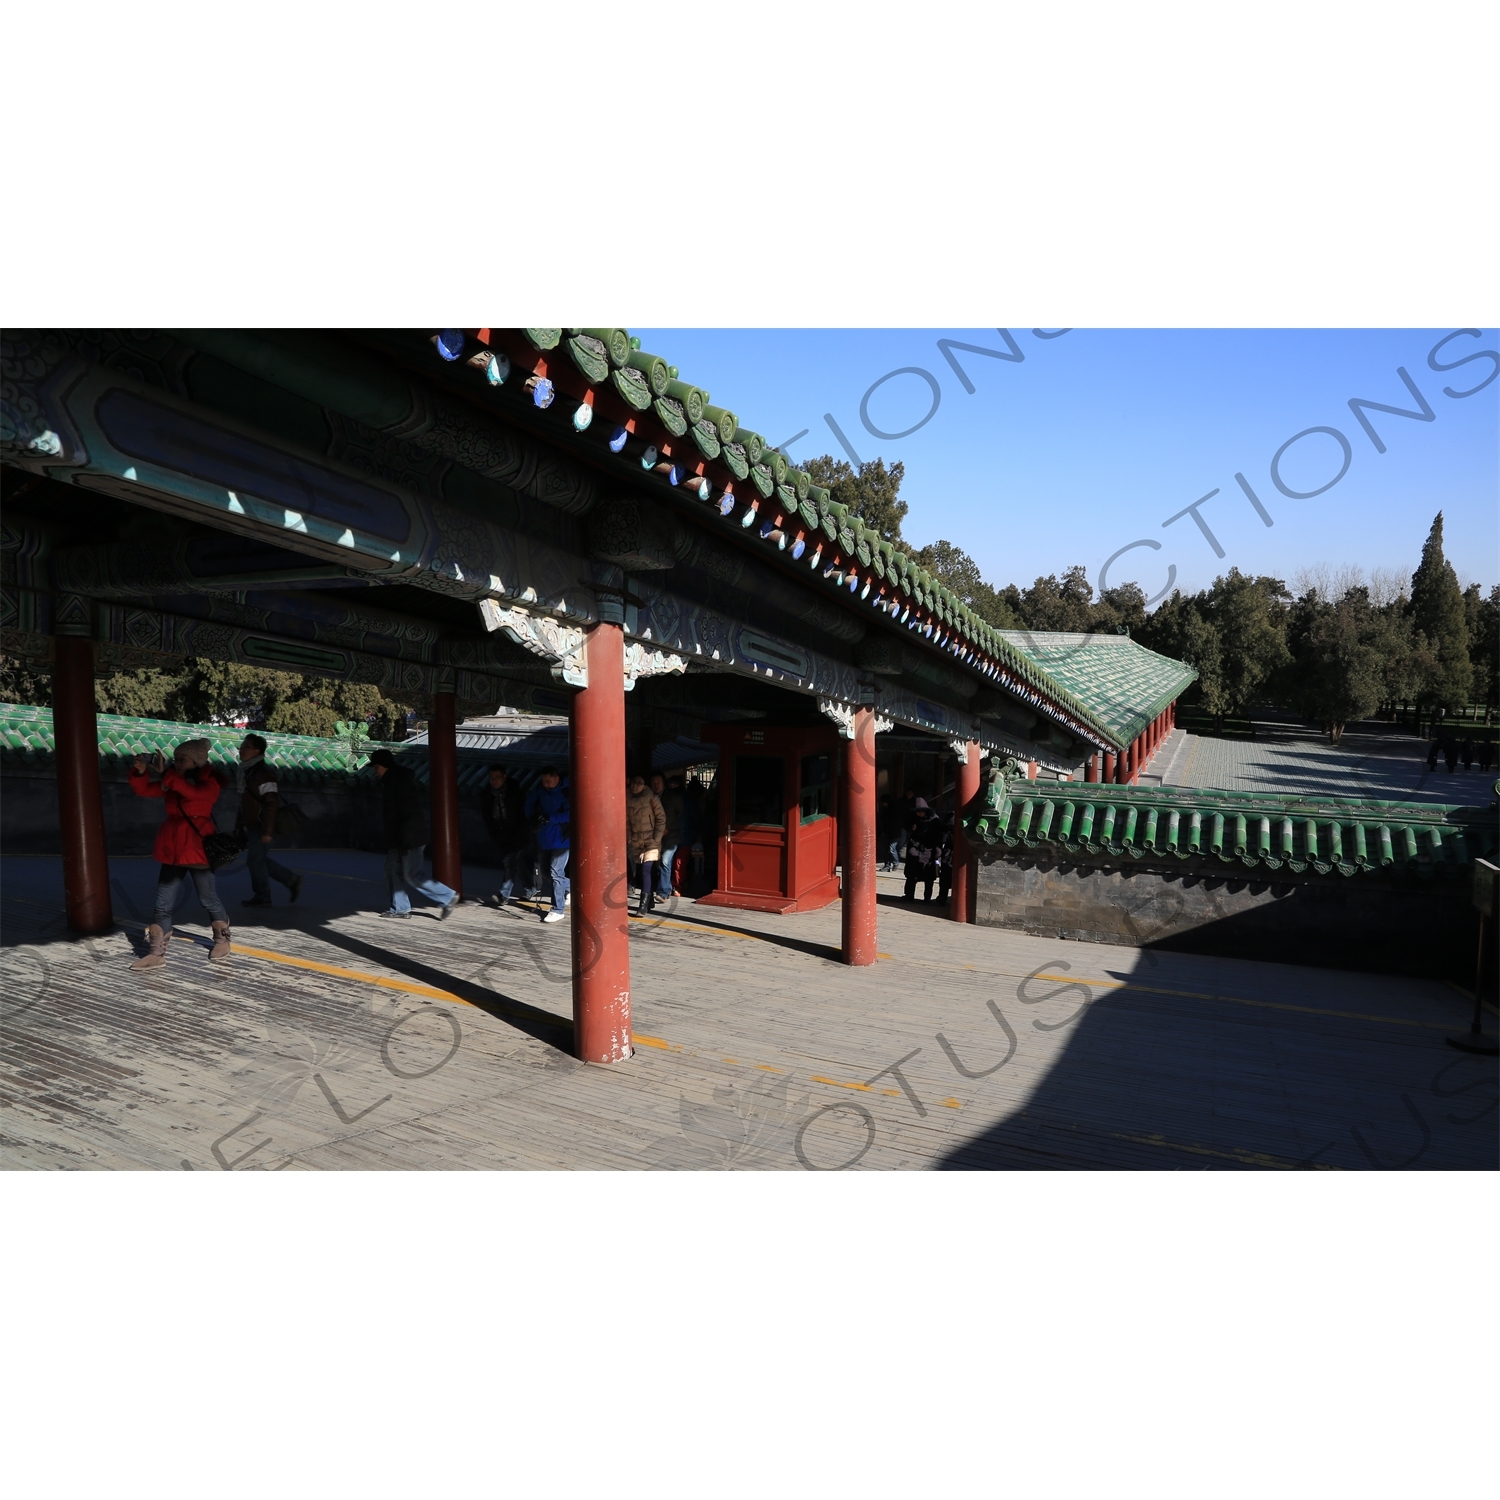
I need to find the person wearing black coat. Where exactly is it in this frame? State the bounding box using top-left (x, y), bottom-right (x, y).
top-left (369, 749), bottom-right (457, 919)
top-left (480, 764), bottom-right (530, 906)
top-left (936, 812), bottom-right (955, 906)
top-left (904, 800), bottom-right (942, 902)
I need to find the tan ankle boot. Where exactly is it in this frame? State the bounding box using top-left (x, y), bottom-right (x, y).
top-left (130, 924), bottom-right (169, 971)
top-left (209, 921), bottom-right (232, 961)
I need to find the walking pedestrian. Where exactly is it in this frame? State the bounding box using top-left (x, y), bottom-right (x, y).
top-left (1460, 735), bottom-right (1475, 771)
top-left (936, 811), bottom-right (955, 907)
top-left (897, 787), bottom-right (918, 864)
top-left (525, 765), bottom-right (571, 923)
top-left (878, 796), bottom-right (899, 872)
top-left (1480, 738), bottom-right (1495, 774)
top-left (903, 799), bottom-right (941, 903)
top-left (368, 748), bottom-right (457, 920)
top-left (652, 772), bottom-right (683, 900)
top-left (626, 773), bottom-right (666, 914)
top-left (1427, 738), bottom-right (1441, 772)
top-left (236, 733), bottom-right (303, 908)
top-left (128, 738), bottom-right (232, 969)
top-left (480, 763), bottom-right (528, 906)
top-left (1443, 734), bottom-right (1459, 773)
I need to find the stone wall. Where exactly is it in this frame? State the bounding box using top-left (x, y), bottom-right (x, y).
top-left (974, 849), bottom-right (1481, 982)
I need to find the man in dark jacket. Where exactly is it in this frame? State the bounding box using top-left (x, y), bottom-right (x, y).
top-left (936, 811), bottom-right (955, 907)
top-left (524, 765), bottom-right (570, 923)
top-left (237, 733), bottom-right (303, 908)
top-left (904, 799), bottom-right (941, 903)
top-left (369, 748), bottom-right (457, 919)
top-left (480, 764), bottom-right (529, 906)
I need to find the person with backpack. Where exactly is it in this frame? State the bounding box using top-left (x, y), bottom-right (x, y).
top-left (236, 732), bottom-right (303, 908)
top-left (128, 738), bottom-right (233, 969)
top-left (368, 748), bottom-right (458, 920)
top-left (524, 765), bottom-right (571, 923)
top-left (480, 763), bottom-right (529, 907)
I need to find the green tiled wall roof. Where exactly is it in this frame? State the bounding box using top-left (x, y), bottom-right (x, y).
top-left (0, 704), bottom-right (561, 794)
top-left (965, 759), bottom-right (1498, 880)
top-left (0, 703), bottom-right (363, 780)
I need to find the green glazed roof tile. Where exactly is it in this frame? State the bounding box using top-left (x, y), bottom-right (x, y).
top-left (997, 632), bottom-right (1198, 748)
top-left (964, 760), bottom-right (1500, 880)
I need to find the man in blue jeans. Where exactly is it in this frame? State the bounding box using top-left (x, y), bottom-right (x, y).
top-left (369, 748), bottom-right (458, 919)
top-left (524, 765), bottom-right (570, 923)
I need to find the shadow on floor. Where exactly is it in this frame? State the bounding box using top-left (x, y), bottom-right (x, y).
top-left (664, 903), bottom-right (845, 964)
top-left (932, 964), bottom-right (1497, 1171)
top-left (877, 892), bottom-right (952, 919)
top-left (310, 922), bottom-right (576, 1054)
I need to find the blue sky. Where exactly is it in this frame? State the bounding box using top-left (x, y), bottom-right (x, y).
top-left (631, 329), bottom-right (1498, 601)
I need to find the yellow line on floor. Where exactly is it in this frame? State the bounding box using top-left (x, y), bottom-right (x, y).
top-left (1109, 1131), bottom-right (1340, 1170)
top-left (810, 1073), bottom-right (872, 1092)
top-left (1033, 972), bottom-right (1455, 1031)
top-left (232, 943), bottom-right (467, 1003)
top-left (231, 941), bottom-right (675, 1054)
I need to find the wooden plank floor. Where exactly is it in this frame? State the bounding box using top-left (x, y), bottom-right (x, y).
top-left (2, 852), bottom-right (1495, 1171)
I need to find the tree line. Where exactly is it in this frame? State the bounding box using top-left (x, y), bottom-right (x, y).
top-left (805, 456), bottom-right (1498, 744)
top-left (0, 656), bottom-right (412, 740)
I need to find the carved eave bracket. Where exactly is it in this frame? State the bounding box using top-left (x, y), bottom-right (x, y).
top-left (623, 641), bottom-right (689, 693)
top-left (819, 698), bottom-right (895, 739)
top-left (479, 599), bottom-right (587, 687)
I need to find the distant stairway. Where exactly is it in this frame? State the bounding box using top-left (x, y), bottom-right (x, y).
top-left (1135, 727), bottom-right (1191, 787)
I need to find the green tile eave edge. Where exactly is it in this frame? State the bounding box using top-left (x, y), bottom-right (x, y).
top-left (961, 766), bottom-right (1500, 878)
top-left (495, 329), bottom-right (1189, 748)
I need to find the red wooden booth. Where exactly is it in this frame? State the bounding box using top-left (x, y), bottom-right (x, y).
top-left (696, 723), bottom-right (843, 913)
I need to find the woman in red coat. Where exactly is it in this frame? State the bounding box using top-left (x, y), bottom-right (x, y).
top-left (128, 737), bottom-right (232, 969)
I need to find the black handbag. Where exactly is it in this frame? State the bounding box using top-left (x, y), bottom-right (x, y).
top-left (202, 831), bottom-right (244, 871)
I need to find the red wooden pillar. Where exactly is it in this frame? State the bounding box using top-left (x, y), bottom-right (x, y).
top-left (950, 742), bottom-right (980, 924)
top-left (1103, 750), bottom-right (1117, 783)
top-left (1085, 752), bottom-right (1100, 784)
top-left (570, 621), bottom-right (632, 1062)
top-left (841, 706), bottom-right (878, 966)
top-left (1114, 742), bottom-right (1129, 784)
top-left (429, 690), bottom-right (461, 895)
top-left (53, 635), bottom-right (112, 934)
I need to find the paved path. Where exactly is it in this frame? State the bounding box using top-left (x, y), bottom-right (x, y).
top-left (2, 851), bottom-right (1493, 1171)
top-left (1161, 715), bottom-right (1493, 804)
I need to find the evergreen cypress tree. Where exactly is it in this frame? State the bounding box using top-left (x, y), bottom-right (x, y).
top-left (1409, 513), bottom-right (1473, 709)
